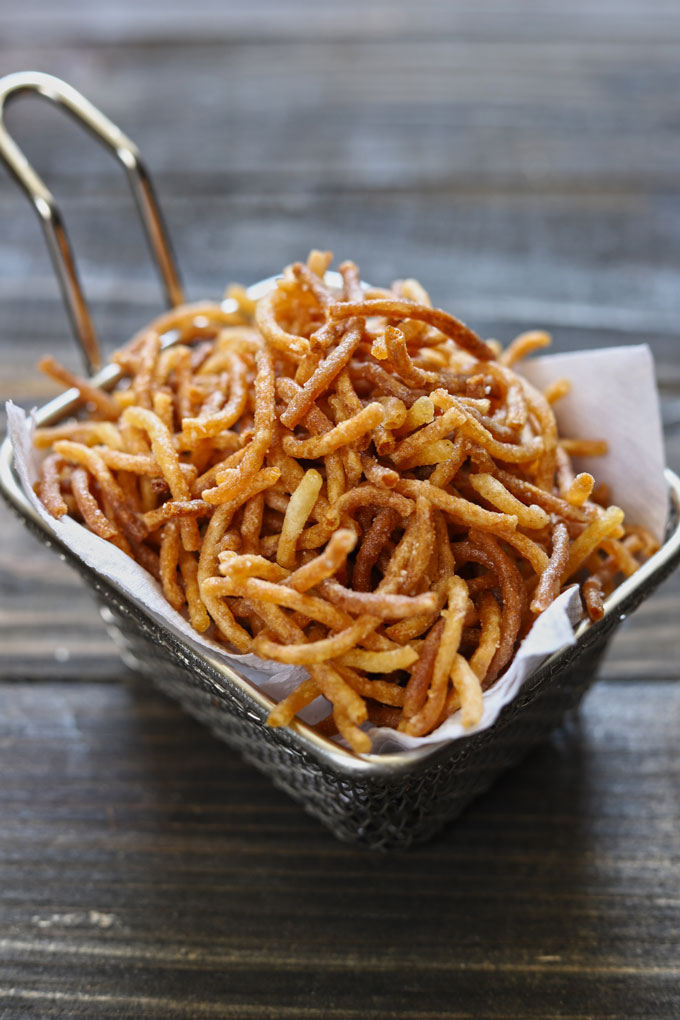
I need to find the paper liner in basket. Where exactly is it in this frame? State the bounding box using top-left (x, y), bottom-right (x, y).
top-left (6, 343), bottom-right (667, 754)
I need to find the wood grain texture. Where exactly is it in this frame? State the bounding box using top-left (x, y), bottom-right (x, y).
top-left (0, 679), bottom-right (678, 1020)
top-left (6, 0), bottom-right (680, 45)
top-left (0, 0), bottom-right (679, 1016)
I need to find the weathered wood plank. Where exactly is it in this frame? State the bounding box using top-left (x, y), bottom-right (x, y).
top-left (5, 0), bottom-right (680, 45)
top-left (3, 40), bottom-right (680, 190)
top-left (2, 190), bottom-right (680, 396)
top-left (0, 679), bottom-right (677, 1019)
top-left (0, 5), bottom-right (679, 1017)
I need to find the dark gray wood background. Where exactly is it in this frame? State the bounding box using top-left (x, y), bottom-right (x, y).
top-left (1, 2), bottom-right (679, 1017)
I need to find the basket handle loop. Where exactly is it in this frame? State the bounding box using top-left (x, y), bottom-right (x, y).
top-left (0, 71), bottom-right (184, 373)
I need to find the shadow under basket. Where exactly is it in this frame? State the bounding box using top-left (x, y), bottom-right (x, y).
top-left (2, 432), bottom-right (680, 849)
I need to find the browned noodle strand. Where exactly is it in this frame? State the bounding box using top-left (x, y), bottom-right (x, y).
top-left (33, 252), bottom-right (655, 752)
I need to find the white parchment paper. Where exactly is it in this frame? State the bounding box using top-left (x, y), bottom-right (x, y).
top-left (521, 345), bottom-right (667, 542)
top-left (6, 343), bottom-right (667, 755)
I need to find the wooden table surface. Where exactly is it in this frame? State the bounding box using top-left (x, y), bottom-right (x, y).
top-left (1, 2), bottom-right (679, 1017)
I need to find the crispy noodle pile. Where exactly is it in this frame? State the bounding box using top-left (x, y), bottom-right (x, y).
top-left (34, 251), bottom-right (658, 752)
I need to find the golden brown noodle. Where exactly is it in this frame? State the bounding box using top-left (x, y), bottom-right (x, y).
top-left (34, 253), bottom-right (656, 753)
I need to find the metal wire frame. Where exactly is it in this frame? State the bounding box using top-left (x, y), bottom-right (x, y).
top-left (0, 70), bottom-right (183, 374)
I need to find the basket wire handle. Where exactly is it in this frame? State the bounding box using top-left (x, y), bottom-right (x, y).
top-left (0, 71), bottom-right (184, 374)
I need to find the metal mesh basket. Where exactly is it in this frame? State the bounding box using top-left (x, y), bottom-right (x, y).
top-left (3, 468), bottom-right (680, 848)
top-left (2, 72), bottom-right (680, 849)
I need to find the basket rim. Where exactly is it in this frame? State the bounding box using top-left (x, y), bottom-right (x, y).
top-left (2, 273), bottom-right (680, 778)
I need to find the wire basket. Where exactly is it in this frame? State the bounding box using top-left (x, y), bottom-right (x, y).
top-left (2, 72), bottom-right (680, 849)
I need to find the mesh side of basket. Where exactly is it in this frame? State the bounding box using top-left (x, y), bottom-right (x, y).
top-left (100, 596), bottom-right (614, 850)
